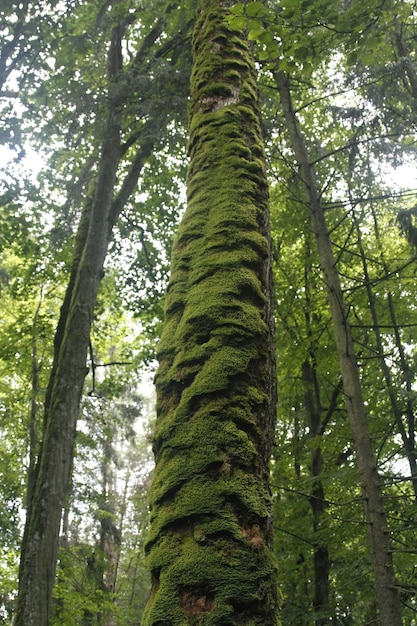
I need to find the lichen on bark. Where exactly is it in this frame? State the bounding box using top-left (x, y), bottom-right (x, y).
top-left (142, 1), bottom-right (280, 624)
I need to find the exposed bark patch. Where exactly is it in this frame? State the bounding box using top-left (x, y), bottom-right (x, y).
top-left (241, 524), bottom-right (265, 550)
top-left (200, 85), bottom-right (240, 112)
top-left (219, 459), bottom-right (232, 475)
top-left (180, 591), bottom-right (215, 616)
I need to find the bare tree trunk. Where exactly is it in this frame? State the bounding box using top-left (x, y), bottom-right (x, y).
top-left (302, 360), bottom-right (331, 626)
top-left (27, 288), bottom-right (43, 509)
top-left (275, 69), bottom-right (402, 626)
top-left (15, 23), bottom-right (124, 626)
top-left (100, 436), bottom-right (121, 626)
top-left (301, 233), bottom-right (332, 624)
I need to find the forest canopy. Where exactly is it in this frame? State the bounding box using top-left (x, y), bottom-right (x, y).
top-left (0, 0), bottom-right (417, 624)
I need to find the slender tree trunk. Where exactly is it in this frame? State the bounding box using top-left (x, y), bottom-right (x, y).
top-left (142, 1), bottom-right (279, 624)
top-left (351, 205), bottom-right (417, 500)
top-left (15, 24), bottom-right (123, 626)
top-left (301, 233), bottom-right (332, 624)
top-left (370, 198), bottom-right (417, 497)
top-left (302, 361), bottom-right (331, 626)
top-left (99, 436), bottom-right (121, 626)
top-left (275, 70), bottom-right (402, 626)
top-left (27, 288), bottom-right (43, 509)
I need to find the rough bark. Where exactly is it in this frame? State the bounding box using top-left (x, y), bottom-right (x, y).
top-left (275, 70), bottom-right (402, 626)
top-left (142, 1), bottom-right (279, 624)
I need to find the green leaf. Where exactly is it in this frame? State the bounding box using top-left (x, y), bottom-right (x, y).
top-left (293, 45), bottom-right (310, 61)
top-left (230, 2), bottom-right (245, 15)
top-left (247, 18), bottom-right (262, 32)
top-left (227, 15), bottom-right (247, 31)
top-left (258, 30), bottom-right (274, 45)
top-left (246, 1), bottom-right (267, 17)
top-left (248, 26), bottom-right (264, 41)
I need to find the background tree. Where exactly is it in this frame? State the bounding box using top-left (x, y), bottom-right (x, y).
top-left (276, 68), bottom-right (402, 625)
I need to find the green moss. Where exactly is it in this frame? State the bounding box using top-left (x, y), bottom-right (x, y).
top-left (144, 539), bottom-right (278, 624)
top-left (142, 0), bottom-right (279, 624)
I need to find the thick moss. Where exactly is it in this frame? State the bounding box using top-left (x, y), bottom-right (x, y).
top-left (142, 0), bottom-right (280, 624)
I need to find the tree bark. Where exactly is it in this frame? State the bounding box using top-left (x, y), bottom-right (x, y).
top-left (275, 69), bottom-right (402, 626)
top-left (142, 1), bottom-right (279, 624)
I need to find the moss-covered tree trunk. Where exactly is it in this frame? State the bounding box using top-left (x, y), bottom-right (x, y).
top-left (142, 1), bottom-right (279, 624)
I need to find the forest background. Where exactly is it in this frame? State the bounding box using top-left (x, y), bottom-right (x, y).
top-left (0, 0), bottom-right (417, 624)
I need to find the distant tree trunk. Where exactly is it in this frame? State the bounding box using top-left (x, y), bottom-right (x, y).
top-left (27, 289), bottom-right (43, 510)
top-left (15, 24), bottom-right (124, 626)
top-left (275, 69), bottom-right (402, 626)
top-left (302, 360), bottom-right (331, 626)
top-left (301, 232), bottom-right (333, 625)
top-left (142, 1), bottom-right (279, 624)
top-left (99, 436), bottom-right (121, 626)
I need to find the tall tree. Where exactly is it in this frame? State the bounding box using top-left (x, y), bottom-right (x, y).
top-left (142, 0), bottom-right (280, 623)
top-left (275, 69), bottom-right (402, 626)
top-left (15, 18), bottom-right (124, 625)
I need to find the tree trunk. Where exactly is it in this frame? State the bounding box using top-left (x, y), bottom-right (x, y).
top-left (275, 70), bottom-right (402, 626)
top-left (302, 361), bottom-right (331, 626)
top-left (27, 288), bottom-right (43, 510)
top-left (15, 24), bottom-right (123, 626)
top-left (142, 1), bottom-right (279, 624)
top-left (100, 436), bottom-right (121, 626)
